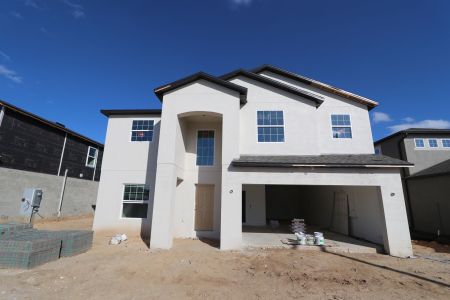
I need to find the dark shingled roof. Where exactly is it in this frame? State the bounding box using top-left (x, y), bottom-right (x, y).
top-left (220, 69), bottom-right (324, 106)
top-left (375, 128), bottom-right (450, 145)
top-left (101, 109), bottom-right (162, 117)
top-left (231, 154), bottom-right (413, 168)
top-left (407, 159), bottom-right (450, 179)
top-left (153, 72), bottom-right (248, 104)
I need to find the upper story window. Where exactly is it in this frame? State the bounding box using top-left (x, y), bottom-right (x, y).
top-left (428, 139), bottom-right (438, 148)
top-left (85, 146), bottom-right (98, 168)
top-left (131, 120), bottom-right (154, 142)
top-left (331, 114), bottom-right (352, 139)
top-left (442, 139), bottom-right (450, 148)
top-left (257, 111), bottom-right (285, 142)
top-left (414, 138), bottom-right (425, 148)
top-left (122, 184), bottom-right (149, 218)
top-left (196, 130), bottom-right (215, 166)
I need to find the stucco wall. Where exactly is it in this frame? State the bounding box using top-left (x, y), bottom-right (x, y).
top-left (407, 175), bottom-right (450, 236)
top-left (256, 71), bottom-right (375, 155)
top-left (403, 135), bottom-right (450, 175)
top-left (92, 114), bottom-right (161, 236)
top-left (0, 167), bottom-right (98, 221)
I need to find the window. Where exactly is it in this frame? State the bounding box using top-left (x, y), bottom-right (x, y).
top-left (85, 146), bottom-right (98, 168)
top-left (415, 139), bottom-right (425, 148)
top-left (196, 130), bottom-right (215, 166)
top-left (428, 139), bottom-right (438, 148)
top-left (122, 184), bottom-right (149, 218)
top-left (131, 120), bottom-right (154, 142)
top-left (331, 114), bottom-right (352, 139)
top-left (257, 111), bottom-right (285, 142)
top-left (375, 147), bottom-right (382, 155)
top-left (442, 139), bottom-right (450, 148)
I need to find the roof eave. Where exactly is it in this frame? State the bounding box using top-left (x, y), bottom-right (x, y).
top-left (251, 64), bottom-right (378, 110)
top-left (153, 72), bottom-right (248, 104)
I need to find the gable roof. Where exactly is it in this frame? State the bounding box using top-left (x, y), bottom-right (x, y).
top-left (220, 69), bottom-right (324, 106)
top-left (232, 154), bottom-right (413, 168)
top-left (407, 158), bottom-right (450, 179)
top-left (101, 109), bottom-right (162, 117)
top-left (154, 72), bottom-right (248, 104)
top-left (0, 99), bottom-right (103, 148)
top-left (374, 128), bottom-right (450, 145)
top-left (251, 64), bottom-right (379, 110)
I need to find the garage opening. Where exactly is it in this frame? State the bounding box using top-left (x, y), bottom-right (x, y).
top-left (242, 184), bottom-right (386, 253)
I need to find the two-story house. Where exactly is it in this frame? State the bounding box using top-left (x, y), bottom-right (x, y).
top-left (375, 128), bottom-right (450, 238)
top-left (93, 65), bottom-right (413, 257)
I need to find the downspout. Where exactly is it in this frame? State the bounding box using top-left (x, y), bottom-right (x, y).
top-left (57, 133), bottom-right (68, 176)
top-left (397, 132), bottom-right (415, 231)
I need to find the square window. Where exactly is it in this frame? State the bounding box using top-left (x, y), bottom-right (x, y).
top-left (257, 111), bottom-right (285, 142)
top-left (131, 120), bottom-right (154, 142)
top-left (331, 115), bottom-right (352, 138)
top-left (415, 139), bottom-right (425, 148)
top-left (429, 139), bottom-right (438, 148)
top-left (442, 139), bottom-right (450, 148)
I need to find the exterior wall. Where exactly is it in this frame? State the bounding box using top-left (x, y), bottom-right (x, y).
top-left (172, 120), bottom-right (223, 239)
top-left (150, 80), bottom-right (241, 249)
top-left (242, 184), bottom-right (266, 226)
top-left (256, 71), bottom-right (375, 154)
top-left (403, 135), bottom-right (450, 175)
top-left (0, 167), bottom-right (98, 220)
top-left (0, 106), bottom-right (103, 181)
top-left (92, 114), bottom-right (160, 236)
top-left (407, 175), bottom-right (450, 236)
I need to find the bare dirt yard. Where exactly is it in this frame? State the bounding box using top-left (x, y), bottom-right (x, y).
top-left (1, 217), bottom-right (449, 299)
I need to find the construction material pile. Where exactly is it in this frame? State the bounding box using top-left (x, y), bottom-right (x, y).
top-left (0, 223), bottom-right (93, 269)
top-left (291, 219), bottom-right (306, 234)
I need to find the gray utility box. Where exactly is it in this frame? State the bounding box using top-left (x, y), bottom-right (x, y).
top-left (19, 188), bottom-right (43, 216)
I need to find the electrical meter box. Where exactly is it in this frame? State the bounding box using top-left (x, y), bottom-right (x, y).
top-left (19, 188), bottom-right (43, 216)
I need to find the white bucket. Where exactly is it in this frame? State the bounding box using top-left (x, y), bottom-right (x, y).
top-left (306, 235), bottom-right (315, 246)
top-left (295, 232), bottom-right (306, 245)
top-left (314, 232), bottom-right (325, 245)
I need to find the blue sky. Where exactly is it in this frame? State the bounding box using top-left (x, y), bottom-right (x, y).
top-left (1, 0), bottom-right (449, 143)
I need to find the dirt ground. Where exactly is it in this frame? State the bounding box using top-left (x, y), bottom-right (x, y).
top-left (1, 217), bottom-right (449, 300)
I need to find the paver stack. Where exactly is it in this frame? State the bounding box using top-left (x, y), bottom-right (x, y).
top-left (0, 223), bottom-right (93, 269)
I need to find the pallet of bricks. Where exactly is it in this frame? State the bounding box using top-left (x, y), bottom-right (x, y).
top-left (0, 223), bottom-right (93, 269)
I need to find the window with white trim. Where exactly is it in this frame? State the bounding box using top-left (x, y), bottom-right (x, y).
top-left (122, 184), bottom-right (149, 218)
top-left (131, 120), bottom-right (154, 141)
top-left (85, 146), bottom-right (98, 168)
top-left (442, 139), bottom-right (450, 148)
top-left (415, 139), bottom-right (425, 148)
top-left (257, 111), bottom-right (285, 142)
top-left (196, 130), bottom-right (215, 166)
top-left (331, 114), bottom-right (352, 139)
top-left (428, 139), bottom-right (438, 148)
top-left (375, 147), bottom-right (382, 155)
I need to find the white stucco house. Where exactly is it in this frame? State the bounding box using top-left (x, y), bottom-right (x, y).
top-left (93, 65), bottom-right (413, 257)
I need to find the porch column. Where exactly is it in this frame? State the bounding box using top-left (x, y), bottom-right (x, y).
top-left (378, 174), bottom-right (413, 257)
top-left (220, 177), bottom-right (242, 250)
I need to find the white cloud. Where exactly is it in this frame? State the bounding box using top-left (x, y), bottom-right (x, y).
top-left (402, 117), bottom-right (415, 123)
top-left (0, 50), bottom-right (11, 62)
top-left (24, 0), bottom-right (40, 9)
top-left (389, 119), bottom-right (450, 132)
top-left (62, 0), bottom-right (86, 18)
top-left (0, 65), bottom-right (22, 83)
top-left (230, 0), bottom-right (253, 6)
top-left (10, 11), bottom-right (24, 19)
top-left (372, 112), bottom-right (392, 123)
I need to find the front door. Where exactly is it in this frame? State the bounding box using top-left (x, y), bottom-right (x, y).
top-left (195, 184), bottom-right (214, 231)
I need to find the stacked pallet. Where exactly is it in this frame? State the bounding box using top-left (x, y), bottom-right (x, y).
top-left (291, 219), bottom-right (306, 234)
top-left (0, 223), bottom-right (33, 240)
top-left (0, 223), bottom-right (93, 269)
